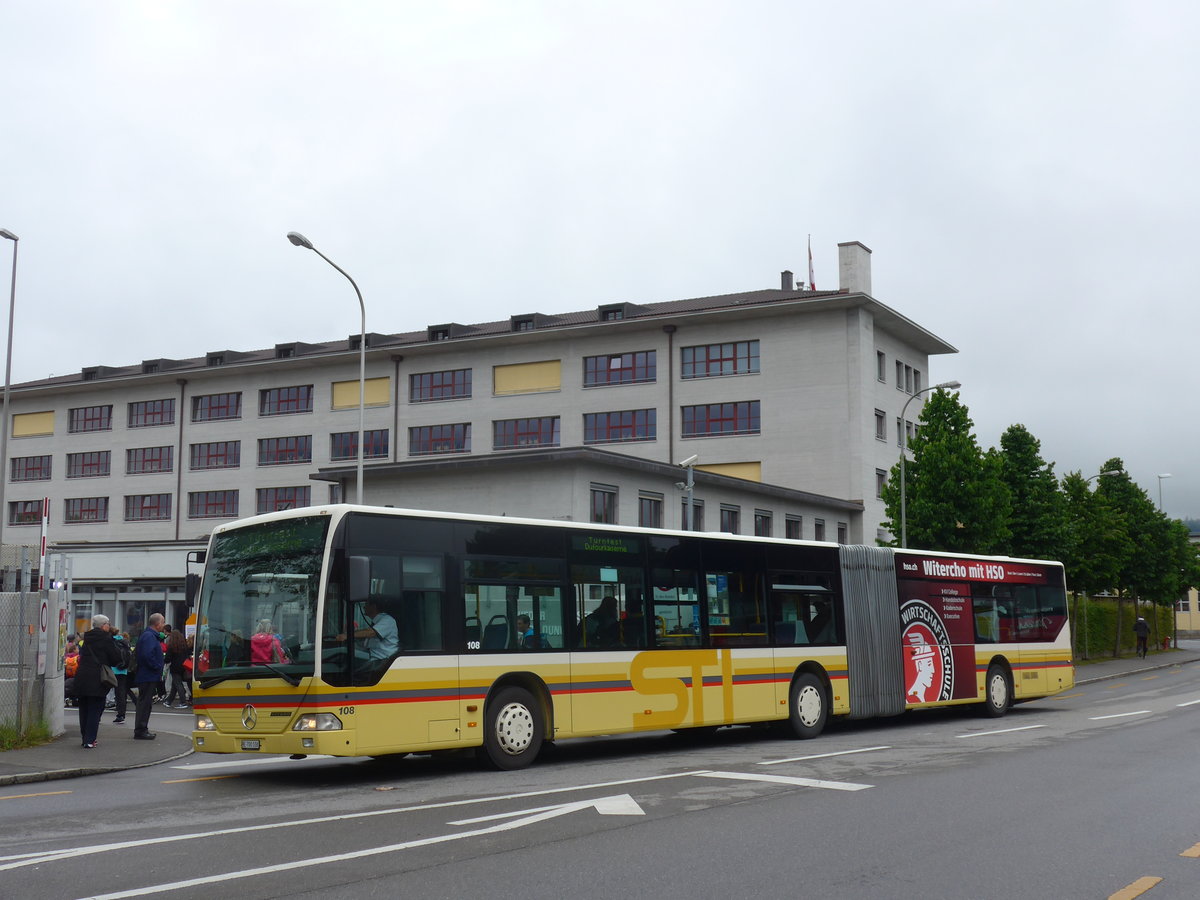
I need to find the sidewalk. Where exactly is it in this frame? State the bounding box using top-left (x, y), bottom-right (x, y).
top-left (4, 647), bottom-right (1200, 787)
top-left (0, 707), bottom-right (195, 787)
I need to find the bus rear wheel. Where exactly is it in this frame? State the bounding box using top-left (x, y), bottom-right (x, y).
top-left (981, 664), bottom-right (1010, 718)
top-left (480, 686), bottom-right (544, 770)
top-left (788, 673), bottom-right (828, 739)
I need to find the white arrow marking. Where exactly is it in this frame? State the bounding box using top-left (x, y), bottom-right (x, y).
top-left (450, 793), bottom-right (645, 825)
top-left (759, 745), bottom-right (890, 766)
top-left (77, 795), bottom-right (644, 900)
top-left (958, 724), bottom-right (1045, 738)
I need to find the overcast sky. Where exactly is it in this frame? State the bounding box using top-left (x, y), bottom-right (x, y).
top-left (3, 2), bottom-right (1196, 517)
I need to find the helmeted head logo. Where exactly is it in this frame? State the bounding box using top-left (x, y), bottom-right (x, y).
top-left (901, 600), bottom-right (953, 703)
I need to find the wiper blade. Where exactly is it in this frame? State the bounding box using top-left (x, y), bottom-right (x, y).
top-left (197, 666), bottom-right (302, 689)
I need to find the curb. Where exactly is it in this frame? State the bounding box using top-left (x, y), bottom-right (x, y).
top-left (0, 747), bottom-right (196, 787)
top-left (1074, 653), bottom-right (1200, 686)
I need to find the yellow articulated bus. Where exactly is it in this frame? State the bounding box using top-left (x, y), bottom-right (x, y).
top-left (190, 505), bottom-right (1074, 769)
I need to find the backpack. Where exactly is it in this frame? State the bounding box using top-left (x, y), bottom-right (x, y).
top-left (116, 641), bottom-right (132, 670)
top-left (65, 654), bottom-right (78, 678)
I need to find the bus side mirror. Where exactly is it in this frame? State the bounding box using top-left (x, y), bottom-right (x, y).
top-left (185, 573), bottom-right (201, 605)
top-left (348, 556), bottom-right (371, 603)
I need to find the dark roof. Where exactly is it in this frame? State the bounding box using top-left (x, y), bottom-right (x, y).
top-left (15, 284), bottom-right (954, 390)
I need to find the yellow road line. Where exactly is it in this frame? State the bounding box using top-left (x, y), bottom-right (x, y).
top-left (1105, 683), bottom-right (1128, 690)
top-left (161, 775), bottom-right (240, 784)
top-left (1180, 843), bottom-right (1200, 858)
top-left (1109, 876), bottom-right (1162, 899)
top-left (0, 790), bottom-right (72, 801)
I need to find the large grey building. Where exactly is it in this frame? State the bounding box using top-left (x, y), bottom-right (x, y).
top-left (0, 241), bottom-right (955, 630)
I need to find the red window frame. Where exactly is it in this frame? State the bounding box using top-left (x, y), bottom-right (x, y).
top-left (257, 436), bottom-right (313, 466)
top-left (188, 490), bottom-right (239, 519)
top-left (408, 424), bottom-right (470, 456)
top-left (128, 398), bottom-right (175, 428)
top-left (126, 446), bottom-right (174, 475)
top-left (189, 441), bottom-right (241, 470)
top-left (259, 385), bottom-right (314, 416)
top-left (192, 392), bottom-right (242, 422)
top-left (124, 494), bottom-right (172, 521)
top-left (493, 417), bottom-right (560, 450)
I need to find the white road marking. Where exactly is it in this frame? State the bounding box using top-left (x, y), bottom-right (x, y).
top-left (1176, 699), bottom-right (1200, 707)
top-left (698, 770), bottom-right (872, 792)
top-left (759, 745), bottom-right (889, 766)
top-left (1088, 710), bottom-right (1151, 720)
top-left (957, 725), bottom-right (1046, 738)
top-left (77, 795), bottom-right (645, 900)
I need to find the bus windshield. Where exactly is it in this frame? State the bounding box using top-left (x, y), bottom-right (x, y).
top-left (194, 514), bottom-right (330, 687)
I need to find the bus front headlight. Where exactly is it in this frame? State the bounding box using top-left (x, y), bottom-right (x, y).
top-left (293, 713), bottom-right (343, 732)
top-left (195, 715), bottom-right (215, 731)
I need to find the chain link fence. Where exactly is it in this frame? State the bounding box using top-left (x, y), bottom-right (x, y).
top-left (0, 544), bottom-right (67, 736)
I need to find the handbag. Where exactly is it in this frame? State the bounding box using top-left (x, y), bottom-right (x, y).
top-left (88, 641), bottom-right (119, 689)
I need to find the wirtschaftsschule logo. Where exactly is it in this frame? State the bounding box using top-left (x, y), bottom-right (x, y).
top-left (900, 600), bottom-right (953, 702)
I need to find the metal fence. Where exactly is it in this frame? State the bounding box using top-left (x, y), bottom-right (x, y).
top-left (0, 544), bottom-right (67, 734)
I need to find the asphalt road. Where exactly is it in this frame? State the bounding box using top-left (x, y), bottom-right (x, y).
top-left (4, 665), bottom-right (1199, 900)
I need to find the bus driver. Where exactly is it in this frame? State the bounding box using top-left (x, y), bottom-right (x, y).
top-left (336, 598), bottom-right (400, 662)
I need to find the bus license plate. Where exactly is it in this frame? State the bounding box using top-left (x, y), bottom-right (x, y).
top-left (241, 740), bottom-right (261, 751)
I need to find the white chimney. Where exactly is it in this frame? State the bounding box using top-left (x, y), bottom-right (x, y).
top-left (838, 241), bottom-right (872, 295)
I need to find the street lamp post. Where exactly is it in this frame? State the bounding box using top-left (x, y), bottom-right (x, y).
top-left (286, 232), bottom-right (366, 504)
top-left (0, 228), bottom-right (18, 552)
top-left (898, 380), bottom-right (961, 548)
top-left (676, 454), bottom-right (698, 530)
top-left (1077, 469), bottom-right (1121, 659)
top-left (1157, 473), bottom-right (1172, 511)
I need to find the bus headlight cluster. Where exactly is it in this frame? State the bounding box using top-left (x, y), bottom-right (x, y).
top-left (195, 715), bottom-right (215, 731)
top-left (293, 713), bottom-right (343, 732)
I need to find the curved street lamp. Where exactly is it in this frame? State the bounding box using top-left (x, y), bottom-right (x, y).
top-left (286, 232), bottom-right (366, 504)
top-left (1157, 473), bottom-right (1173, 511)
top-left (898, 379), bottom-right (961, 548)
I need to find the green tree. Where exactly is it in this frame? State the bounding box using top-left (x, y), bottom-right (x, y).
top-left (997, 424), bottom-right (1064, 560)
top-left (1059, 470), bottom-right (1129, 596)
top-left (880, 389), bottom-right (1011, 553)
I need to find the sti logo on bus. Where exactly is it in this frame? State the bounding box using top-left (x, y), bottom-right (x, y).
top-left (900, 600), bottom-right (953, 703)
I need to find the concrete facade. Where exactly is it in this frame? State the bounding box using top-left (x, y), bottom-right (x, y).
top-left (0, 241), bottom-right (955, 625)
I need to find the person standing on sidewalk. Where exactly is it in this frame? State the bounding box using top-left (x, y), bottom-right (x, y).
top-left (164, 627), bottom-right (191, 708)
top-left (133, 613), bottom-right (166, 740)
top-left (1133, 616), bottom-right (1150, 659)
top-left (75, 614), bottom-right (122, 749)
top-left (111, 632), bottom-right (133, 724)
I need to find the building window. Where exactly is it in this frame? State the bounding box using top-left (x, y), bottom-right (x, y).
top-left (124, 494), bottom-right (171, 522)
top-left (8, 500), bottom-right (42, 526)
top-left (814, 518), bottom-right (826, 541)
top-left (681, 498), bottom-right (704, 531)
top-left (583, 351), bottom-right (656, 387)
top-left (913, 369), bottom-right (922, 394)
top-left (754, 510), bottom-right (772, 537)
top-left (128, 398), bottom-right (175, 428)
top-left (877, 351), bottom-right (886, 382)
top-left (189, 441), bottom-right (240, 470)
top-left (256, 486), bottom-right (311, 514)
top-left (429, 328), bottom-right (450, 341)
top-left (410, 369), bottom-right (472, 402)
top-left (681, 401), bottom-right (760, 437)
top-left (874, 409), bottom-right (886, 441)
top-left (876, 468), bottom-right (887, 499)
top-left (188, 490), bottom-right (238, 519)
top-left (720, 505), bottom-right (740, 534)
top-left (583, 409), bottom-right (656, 444)
top-left (837, 522), bottom-right (848, 544)
top-left (408, 424), bottom-right (469, 456)
top-left (127, 446), bottom-right (174, 475)
top-left (257, 436), bottom-right (313, 466)
top-left (65, 497), bottom-right (109, 524)
top-left (11, 455), bottom-right (51, 482)
top-left (66, 451), bottom-right (111, 479)
top-left (260, 385), bottom-right (314, 416)
top-left (331, 429), bottom-right (391, 461)
top-left (639, 493), bottom-right (663, 528)
top-left (785, 515), bottom-right (802, 540)
top-left (681, 340), bottom-right (759, 379)
top-left (601, 309), bottom-right (623, 321)
top-left (590, 484), bottom-right (617, 524)
top-left (493, 417), bottom-right (560, 450)
top-left (192, 392), bottom-right (242, 422)
top-left (68, 405), bottom-right (112, 433)
top-left (896, 417), bottom-right (903, 448)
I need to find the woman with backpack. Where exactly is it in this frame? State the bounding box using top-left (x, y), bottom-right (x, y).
top-left (75, 614), bottom-right (123, 749)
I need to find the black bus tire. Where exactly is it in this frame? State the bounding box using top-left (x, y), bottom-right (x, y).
top-left (788, 673), bottom-right (828, 739)
top-left (480, 686), bottom-right (544, 770)
top-left (981, 664), bottom-right (1010, 718)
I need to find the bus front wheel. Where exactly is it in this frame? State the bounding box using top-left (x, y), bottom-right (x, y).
top-left (480, 686), bottom-right (544, 770)
top-left (982, 664), bottom-right (1010, 718)
top-left (788, 673), bottom-right (828, 739)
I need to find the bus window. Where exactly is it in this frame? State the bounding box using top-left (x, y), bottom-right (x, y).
top-left (769, 573), bottom-right (836, 646)
top-left (570, 564), bottom-right (650, 649)
top-left (651, 567), bottom-right (701, 648)
top-left (704, 570), bottom-right (766, 647)
top-left (462, 557), bottom-right (564, 652)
